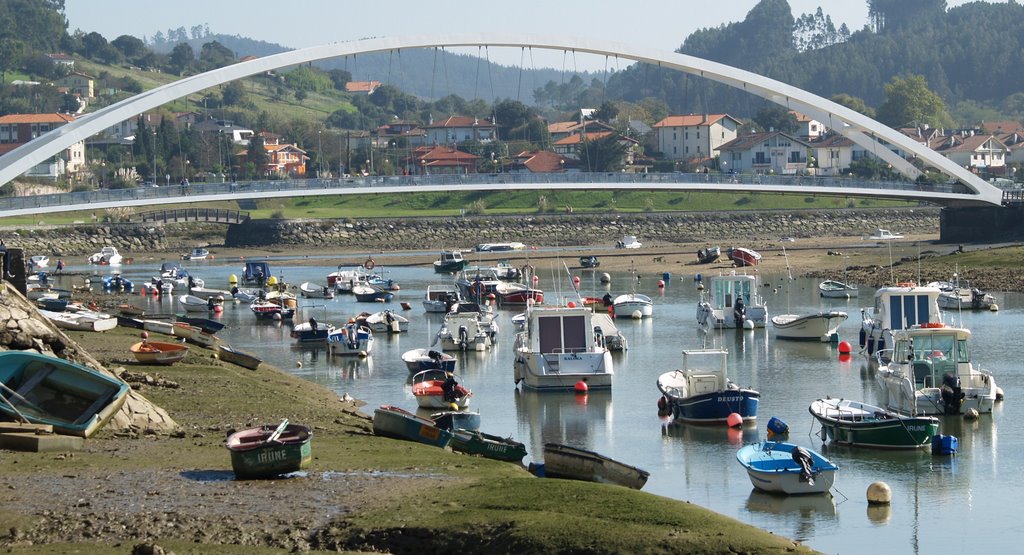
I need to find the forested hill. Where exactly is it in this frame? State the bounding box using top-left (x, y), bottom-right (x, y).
top-left (605, 0), bottom-right (1024, 122)
top-left (149, 34), bottom-right (582, 103)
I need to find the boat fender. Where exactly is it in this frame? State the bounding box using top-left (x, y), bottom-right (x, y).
top-left (657, 396), bottom-right (671, 417)
top-left (859, 327), bottom-right (867, 348)
top-left (458, 325), bottom-right (469, 349)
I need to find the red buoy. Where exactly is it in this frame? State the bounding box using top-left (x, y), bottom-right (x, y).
top-left (838, 340), bottom-right (852, 354)
top-left (726, 412), bottom-right (743, 428)
top-left (573, 276), bottom-right (580, 285)
top-left (567, 301), bottom-right (576, 308)
top-left (574, 380), bottom-right (589, 393)
top-left (532, 275), bottom-right (540, 284)
top-left (658, 280), bottom-right (665, 288)
top-left (141, 331), bottom-right (149, 339)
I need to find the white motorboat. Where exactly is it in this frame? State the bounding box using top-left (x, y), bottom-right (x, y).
top-left (30, 255), bottom-right (49, 269)
top-left (327, 322), bottom-right (373, 356)
top-left (771, 311), bottom-right (848, 342)
top-left (475, 242), bottom-right (525, 252)
top-left (696, 271), bottom-right (768, 329)
top-left (299, 281), bottom-right (335, 299)
top-left (927, 275), bottom-right (997, 311)
top-left (88, 246), bottom-right (123, 265)
top-left (327, 267), bottom-right (372, 293)
top-left (875, 322), bottom-right (998, 416)
top-left (736, 442), bottom-right (838, 495)
top-left (859, 283), bottom-right (942, 361)
top-left (39, 308), bottom-right (118, 332)
top-left (181, 247), bottom-right (209, 260)
top-left (818, 280), bottom-right (859, 299)
top-left (401, 348), bottom-right (457, 373)
top-left (615, 235), bottom-right (642, 249)
top-left (513, 305), bottom-right (613, 391)
top-left (357, 310), bottom-right (409, 333)
top-left (437, 310), bottom-right (492, 352)
top-left (178, 294), bottom-right (221, 314)
top-left (411, 369), bottom-right (472, 410)
top-left (423, 284), bottom-right (460, 313)
top-left (612, 292), bottom-right (653, 319)
top-left (865, 228), bottom-right (903, 241)
top-left (189, 286), bottom-right (232, 301)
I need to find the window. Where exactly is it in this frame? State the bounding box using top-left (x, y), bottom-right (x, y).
top-left (685, 132), bottom-right (689, 140)
top-left (673, 132), bottom-right (677, 141)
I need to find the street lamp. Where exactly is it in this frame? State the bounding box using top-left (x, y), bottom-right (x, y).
top-left (152, 130), bottom-right (157, 186)
top-left (317, 130), bottom-right (323, 178)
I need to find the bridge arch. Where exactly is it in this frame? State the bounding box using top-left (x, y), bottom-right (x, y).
top-left (0, 33), bottom-right (1002, 206)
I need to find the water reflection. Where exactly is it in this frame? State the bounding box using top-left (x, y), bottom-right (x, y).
top-left (744, 490), bottom-right (837, 542)
top-left (514, 389), bottom-right (612, 458)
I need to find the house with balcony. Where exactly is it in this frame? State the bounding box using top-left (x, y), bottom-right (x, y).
top-left (422, 116), bottom-right (497, 146)
top-left (547, 120), bottom-right (616, 143)
top-left (652, 113), bottom-right (741, 162)
top-left (790, 111), bottom-right (826, 140)
top-left (807, 133), bottom-right (855, 176)
top-left (717, 131), bottom-right (811, 175)
top-left (236, 133), bottom-right (309, 178)
top-left (0, 113), bottom-right (84, 180)
top-left (930, 133), bottom-right (1009, 175)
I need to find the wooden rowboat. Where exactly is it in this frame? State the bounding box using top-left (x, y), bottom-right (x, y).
top-left (0, 350), bottom-right (129, 438)
top-left (130, 340), bottom-right (189, 366)
top-left (372, 405), bottom-right (452, 448)
top-left (450, 429), bottom-right (527, 463)
top-left (217, 344), bottom-right (262, 370)
top-left (537, 443), bottom-right (650, 490)
top-left (225, 420), bottom-right (312, 479)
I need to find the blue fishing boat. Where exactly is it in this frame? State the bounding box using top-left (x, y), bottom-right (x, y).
top-left (736, 441), bottom-right (838, 495)
top-left (372, 405), bottom-right (452, 448)
top-left (0, 351), bottom-right (130, 438)
top-left (102, 274), bottom-right (134, 292)
top-left (656, 348), bottom-right (759, 424)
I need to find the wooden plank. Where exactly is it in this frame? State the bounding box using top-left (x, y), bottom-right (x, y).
top-left (0, 432), bottom-right (84, 452)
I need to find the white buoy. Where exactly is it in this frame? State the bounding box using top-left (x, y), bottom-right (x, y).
top-left (990, 303), bottom-right (999, 311)
top-left (600, 273), bottom-right (611, 284)
top-left (631, 310), bottom-right (643, 319)
top-left (867, 481), bottom-right (892, 505)
top-left (964, 408), bottom-right (980, 420)
top-left (295, 361), bottom-right (303, 368)
top-left (996, 386), bottom-right (1004, 401)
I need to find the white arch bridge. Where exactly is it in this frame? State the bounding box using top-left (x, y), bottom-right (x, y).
top-left (0, 33), bottom-right (1005, 212)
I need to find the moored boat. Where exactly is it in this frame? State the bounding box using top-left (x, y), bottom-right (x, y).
top-left (513, 305), bottom-right (612, 391)
top-left (0, 350), bottom-right (130, 437)
top-left (727, 247), bottom-right (761, 267)
top-left (181, 247), bottom-right (210, 261)
top-left (130, 340), bottom-right (189, 366)
top-left (371, 404), bottom-right (453, 448)
top-left (217, 344), bottom-right (262, 370)
top-left (326, 323), bottom-right (373, 356)
top-left (612, 292), bottom-right (653, 318)
top-left (579, 255), bottom-right (600, 269)
top-left (771, 311), bottom-right (848, 342)
top-left (411, 369), bottom-right (472, 410)
top-left (696, 271), bottom-right (768, 329)
top-left (225, 420), bottom-right (312, 479)
top-left (433, 250), bottom-right (467, 274)
top-left (808, 398), bottom-right (940, 449)
top-left (39, 308), bottom-right (118, 332)
top-left (357, 309), bottom-right (409, 333)
top-left (430, 410), bottom-right (480, 432)
top-left (88, 246), bottom-right (123, 265)
top-left (299, 281), bottom-right (335, 299)
top-left (352, 283), bottom-right (394, 303)
top-left (656, 348), bottom-right (759, 424)
top-left (859, 284), bottom-right (942, 360)
top-left (423, 284), bottom-right (460, 313)
top-left (818, 279), bottom-right (859, 299)
top-left (402, 348), bottom-right (457, 373)
top-left (736, 441), bottom-right (838, 495)
top-left (538, 443), bottom-right (649, 490)
top-left (450, 429), bottom-right (528, 463)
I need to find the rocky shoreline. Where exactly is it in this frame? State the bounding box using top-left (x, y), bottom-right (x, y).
top-left (1, 208), bottom-right (940, 256)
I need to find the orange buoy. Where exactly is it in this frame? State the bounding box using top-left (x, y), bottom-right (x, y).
top-left (574, 380), bottom-right (589, 393)
top-left (573, 276), bottom-right (580, 285)
top-left (658, 280), bottom-right (665, 288)
top-left (567, 301), bottom-right (576, 308)
top-left (726, 412), bottom-right (743, 428)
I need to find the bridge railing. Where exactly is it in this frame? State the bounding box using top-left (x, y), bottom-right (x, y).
top-left (137, 208), bottom-right (249, 224)
top-left (0, 172), bottom-right (966, 213)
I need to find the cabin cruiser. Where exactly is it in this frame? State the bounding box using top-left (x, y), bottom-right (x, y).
top-left (696, 272), bottom-right (767, 329)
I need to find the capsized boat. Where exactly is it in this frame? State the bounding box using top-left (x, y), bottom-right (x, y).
top-left (0, 350), bottom-right (130, 437)
top-left (656, 348), bottom-right (759, 424)
top-left (537, 443), bottom-right (649, 490)
top-left (808, 397), bottom-right (939, 449)
top-left (736, 441), bottom-right (838, 495)
top-left (371, 405), bottom-right (453, 448)
top-left (130, 340), bottom-right (189, 366)
top-left (771, 311), bottom-right (848, 342)
top-left (226, 420), bottom-right (312, 479)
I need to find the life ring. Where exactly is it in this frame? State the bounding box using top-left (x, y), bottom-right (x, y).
top-left (921, 322), bottom-right (945, 328)
top-left (363, 258), bottom-right (375, 270)
top-left (897, 282), bottom-right (916, 287)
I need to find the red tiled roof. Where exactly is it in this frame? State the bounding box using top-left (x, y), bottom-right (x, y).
top-left (345, 81), bottom-right (381, 93)
top-left (422, 116), bottom-right (496, 129)
top-left (652, 114), bottom-right (735, 128)
top-left (718, 131), bottom-right (810, 150)
top-left (981, 120), bottom-right (1024, 134)
top-left (0, 113), bottom-right (76, 124)
top-left (516, 150), bottom-right (568, 173)
top-left (552, 131), bottom-right (638, 146)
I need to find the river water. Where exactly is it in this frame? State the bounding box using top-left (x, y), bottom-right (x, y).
top-left (74, 255), bottom-right (1022, 555)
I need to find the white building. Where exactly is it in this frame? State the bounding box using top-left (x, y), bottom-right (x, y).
top-left (717, 131), bottom-right (811, 175)
top-left (652, 114), bottom-right (741, 161)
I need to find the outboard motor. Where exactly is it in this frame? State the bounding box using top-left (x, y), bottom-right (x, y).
top-left (791, 446), bottom-right (816, 486)
top-left (733, 298), bottom-right (746, 328)
top-left (971, 288), bottom-right (984, 309)
top-left (458, 325), bottom-right (469, 350)
top-left (941, 372), bottom-right (965, 415)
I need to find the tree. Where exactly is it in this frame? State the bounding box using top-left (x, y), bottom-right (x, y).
top-left (493, 99), bottom-right (534, 141)
top-left (199, 41), bottom-right (236, 71)
top-left (876, 74), bottom-right (952, 128)
top-left (222, 80), bottom-right (245, 106)
top-left (577, 135), bottom-right (626, 172)
top-left (327, 69), bottom-right (351, 91)
top-left (0, 0), bottom-right (67, 53)
top-left (81, 32), bottom-right (109, 59)
top-left (111, 35), bottom-right (146, 61)
top-left (593, 101), bottom-right (619, 123)
top-left (830, 93), bottom-right (876, 118)
top-left (246, 134), bottom-right (269, 177)
top-left (752, 104), bottom-right (799, 133)
top-left (0, 38), bottom-right (26, 82)
top-left (168, 42), bottom-right (194, 75)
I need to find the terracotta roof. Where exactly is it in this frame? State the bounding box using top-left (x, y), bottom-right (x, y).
top-left (412, 146), bottom-right (480, 162)
top-left (345, 80), bottom-right (381, 93)
top-left (421, 116), bottom-right (496, 129)
top-left (652, 114), bottom-right (736, 128)
top-left (0, 113), bottom-right (76, 124)
top-left (547, 122), bottom-right (578, 134)
top-left (552, 131), bottom-right (638, 146)
top-left (930, 134), bottom-right (1007, 153)
top-left (514, 150), bottom-right (568, 173)
top-left (981, 120), bottom-right (1024, 134)
top-left (809, 134), bottom-right (855, 148)
top-left (718, 131), bottom-right (810, 151)
top-left (789, 110), bottom-right (814, 123)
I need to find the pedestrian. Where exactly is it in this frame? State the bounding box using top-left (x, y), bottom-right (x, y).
top-left (55, 258), bottom-right (64, 274)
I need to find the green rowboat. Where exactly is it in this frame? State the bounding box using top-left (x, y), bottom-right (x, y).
top-left (450, 429), bottom-right (527, 463)
top-left (226, 420), bottom-right (312, 479)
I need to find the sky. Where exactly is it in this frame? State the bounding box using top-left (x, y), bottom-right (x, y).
top-left (63, 1), bottom-right (1010, 71)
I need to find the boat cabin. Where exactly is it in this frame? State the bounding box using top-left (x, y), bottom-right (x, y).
top-left (243, 261), bottom-right (272, 284)
top-left (867, 285), bottom-right (942, 331)
top-left (524, 306), bottom-right (596, 356)
top-left (891, 325), bottom-right (970, 388)
top-left (706, 273), bottom-right (763, 311)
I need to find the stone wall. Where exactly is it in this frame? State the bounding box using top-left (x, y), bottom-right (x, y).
top-left (0, 208), bottom-right (941, 255)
